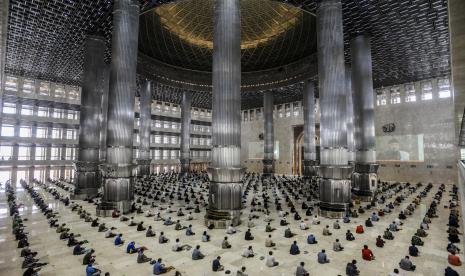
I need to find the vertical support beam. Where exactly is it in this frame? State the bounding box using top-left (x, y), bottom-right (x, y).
top-left (137, 79), bottom-right (152, 176)
top-left (73, 35), bottom-right (106, 199)
top-left (346, 66), bottom-right (355, 163)
top-left (302, 80), bottom-right (317, 177)
top-left (351, 34), bottom-right (378, 201)
top-left (0, 0), bottom-right (8, 111)
top-left (316, 0), bottom-right (352, 218)
top-left (98, 0), bottom-right (140, 216)
top-left (99, 65), bottom-right (110, 162)
top-left (206, 0), bottom-right (243, 227)
top-left (180, 90), bottom-right (192, 176)
top-left (262, 91), bottom-right (275, 176)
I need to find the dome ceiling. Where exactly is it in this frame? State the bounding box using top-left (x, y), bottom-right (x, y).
top-left (138, 0), bottom-right (317, 72)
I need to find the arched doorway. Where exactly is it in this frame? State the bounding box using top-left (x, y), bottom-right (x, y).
top-left (293, 124), bottom-right (320, 175)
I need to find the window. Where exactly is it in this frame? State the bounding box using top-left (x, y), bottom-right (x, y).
top-left (38, 107), bottom-right (48, 117)
top-left (35, 146), bottom-right (46, 160)
top-left (243, 110), bottom-right (248, 121)
top-left (277, 105), bottom-right (284, 118)
top-left (39, 82), bottom-right (50, 96)
top-left (154, 135), bottom-right (161, 144)
top-left (4, 76), bottom-right (18, 92)
top-left (134, 134), bottom-right (139, 144)
top-left (154, 149), bottom-right (161, 159)
top-left (36, 127), bottom-right (48, 138)
top-left (52, 109), bottom-right (63, 119)
top-left (256, 108), bottom-right (262, 120)
top-left (170, 150), bottom-right (178, 159)
top-left (193, 108), bottom-right (199, 117)
top-left (19, 127), bottom-right (32, 138)
top-left (421, 81), bottom-right (433, 101)
top-left (52, 128), bottom-right (62, 139)
top-left (21, 105), bottom-right (34, 116)
top-left (154, 120), bottom-right (162, 128)
top-left (18, 146), bottom-right (30, 160)
top-left (285, 104), bottom-right (291, 117)
top-left (404, 84), bottom-right (416, 102)
top-left (172, 105), bottom-right (178, 113)
top-left (206, 110), bottom-right (211, 118)
top-left (390, 86), bottom-right (401, 104)
top-left (171, 136), bottom-right (177, 144)
top-left (438, 77), bottom-right (451, 98)
top-left (51, 147), bottom-right (61, 160)
top-left (199, 138), bottom-right (204, 145)
top-left (66, 129), bottom-right (76, 140)
top-left (155, 102), bottom-right (162, 113)
top-left (164, 104), bottom-right (170, 113)
top-left (293, 102), bottom-right (300, 116)
top-left (162, 150), bottom-right (169, 160)
top-left (163, 136), bottom-right (169, 144)
top-left (3, 102), bottom-right (16, 114)
top-left (163, 121), bottom-right (170, 129)
top-left (376, 89), bottom-right (387, 106)
top-left (22, 79), bottom-right (35, 94)
top-left (249, 110), bottom-right (255, 121)
top-left (54, 85), bottom-right (66, 98)
top-left (0, 145), bottom-right (13, 160)
top-left (1, 124), bottom-right (15, 136)
top-left (65, 147), bottom-right (75, 160)
top-left (171, 122), bottom-right (178, 129)
top-left (67, 86), bottom-right (80, 100)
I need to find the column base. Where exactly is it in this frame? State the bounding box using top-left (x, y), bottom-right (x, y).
top-left (205, 209), bottom-right (241, 228)
top-left (318, 166), bottom-right (352, 218)
top-left (351, 163), bottom-right (379, 202)
top-left (262, 159), bottom-right (275, 176)
top-left (97, 200), bottom-right (132, 217)
top-left (180, 158), bottom-right (191, 177)
top-left (303, 159), bottom-right (318, 177)
top-left (73, 161), bottom-right (100, 199)
top-left (136, 159), bottom-right (151, 177)
top-left (71, 188), bottom-right (99, 200)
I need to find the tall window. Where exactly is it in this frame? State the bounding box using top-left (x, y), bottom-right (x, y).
top-left (285, 104), bottom-right (291, 117)
top-left (19, 126), bottom-right (32, 138)
top-left (54, 85), bottom-right (66, 98)
top-left (421, 81), bottom-right (433, 101)
top-left (154, 135), bottom-right (161, 144)
top-left (376, 89), bottom-right (387, 106)
top-left (256, 108), bottom-right (262, 120)
top-left (37, 107), bottom-right (48, 117)
top-left (0, 145), bottom-right (13, 160)
top-left (22, 79), bottom-right (35, 94)
top-left (36, 127), bottom-right (48, 138)
top-left (154, 149), bottom-right (161, 159)
top-left (3, 102), bottom-right (16, 114)
top-left (67, 86), bottom-right (80, 100)
top-left (293, 102), bottom-right (300, 116)
top-left (65, 147), bottom-right (75, 160)
top-left (249, 110), bottom-right (255, 121)
top-left (35, 146), bottom-right (46, 160)
top-left (21, 105), bottom-right (34, 116)
top-left (66, 129), bottom-right (76, 140)
top-left (390, 86), bottom-right (401, 104)
top-left (4, 76), bottom-right (18, 92)
top-left (52, 128), bottom-right (61, 139)
top-left (171, 136), bottom-right (177, 144)
top-left (162, 150), bottom-right (169, 160)
top-left (51, 147), bottom-right (61, 160)
top-left (67, 110), bottom-right (78, 120)
top-left (163, 136), bottom-right (169, 144)
top-left (163, 121), bottom-right (170, 129)
top-left (243, 110), bottom-right (248, 121)
top-left (277, 105), bottom-right (284, 118)
top-left (39, 82), bottom-right (51, 96)
top-left (18, 146), bottom-right (30, 160)
top-left (1, 124), bottom-right (15, 136)
top-left (404, 84), bottom-right (416, 102)
top-left (438, 77), bottom-right (451, 98)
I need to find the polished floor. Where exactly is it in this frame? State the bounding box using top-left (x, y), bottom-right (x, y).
top-left (0, 181), bottom-right (462, 276)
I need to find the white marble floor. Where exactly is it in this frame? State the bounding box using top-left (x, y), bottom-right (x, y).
top-left (0, 181), bottom-right (463, 276)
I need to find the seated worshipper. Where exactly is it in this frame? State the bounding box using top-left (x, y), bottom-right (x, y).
top-left (296, 262), bottom-right (310, 276)
top-left (112, 210), bottom-right (120, 218)
top-left (280, 218), bottom-right (289, 226)
top-left (82, 249), bottom-right (96, 265)
top-left (126, 241), bottom-right (144, 254)
top-left (201, 231), bottom-right (210, 242)
top-left (86, 263), bottom-right (101, 276)
top-left (346, 260), bottom-right (360, 276)
top-left (416, 226), bottom-right (428, 237)
top-left (245, 229), bottom-right (254, 240)
top-left (265, 235), bottom-right (276, 247)
top-left (212, 256), bottom-right (224, 272)
top-left (307, 234), bottom-right (317, 244)
top-left (145, 209), bottom-right (154, 217)
top-left (449, 232), bottom-right (461, 243)
top-left (68, 233), bottom-right (86, 247)
top-left (186, 225), bottom-right (195, 236)
top-left (164, 217), bottom-right (174, 226)
top-left (333, 239), bottom-right (344, 252)
top-left (389, 268), bottom-right (401, 276)
top-left (399, 256), bottom-right (416, 271)
top-left (448, 252), bottom-right (462, 266)
top-left (242, 246), bottom-right (255, 258)
top-left (192, 245), bottom-right (205, 260)
top-left (290, 241), bottom-right (301, 255)
top-left (237, 266), bottom-right (248, 276)
top-left (389, 222), bottom-right (398, 232)
top-left (174, 220), bottom-right (186, 230)
top-left (177, 208), bottom-right (185, 217)
top-left (376, 236), bottom-right (385, 248)
top-left (153, 258), bottom-right (173, 275)
top-left (266, 222), bottom-right (276, 232)
top-left (409, 243), bottom-right (419, 257)
top-left (265, 251), bottom-right (279, 267)
top-left (137, 221), bottom-right (146, 232)
top-left (411, 235), bottom-right (424, 246)
top-left (343, 216), bottom-right (351, 223)
top-left (114, 234), bottom-right (124, 246)
top-left (317, 249), bottom-right (330, 264)
top-left (73, 242), bottom-right (90, 255)
top-left (159, 232), bottom-right (169, 244)
top-left (398, 211), bottom-right (407, 220)
top-left (247, 219), bottom-right (255, 228)
top-left (56, 223), bottom-right (68, 233)
top-left (128, 217), bottom-right (137, 227)
top-left (384, 228), bottom-right (394, 240)
top-left (91, 218), bottom-right (99, 227)
top-left (222, 237), bottom-right (232, 249)
top-left (322, 225), bottom-right (332, 236)
top-left (447, 243), bottom-right (461, 254)
top-left (365, 218), bottom-right (373, 227)
top-left (333, 220), bottom-right (341, 229)
top-left (137, 248), bottom-right (152, 264)
top-left (300, 221), bottom-right (309, 230)
top-left (312, 215), bottom-right (321, 225)
top-left (23, 267), bottom-right (41, 276)
top-left (227, 224), bottom-right (237, 234)
top-left (294, 212), bottom-right (301, 221)
top-left (20, 247), bottom-right (37, 258)
top-left (285, 227), bottom-right (296, 238)
top-left (146, 226), bottom-right (156, 237)
top-left (362, 245), bottom-right (375, 261)
top-left (186, 212), bottom-right (194, 221)
top-left (171, 238), bottom-right (190, 252)
top-left (346, 230), bottom-right (355, 241)
top-left (371, 212), bottom-right (379, 222)
top-left (355, 225), bottom-right (364, 234)
top-left (154, 213), bottom-right (163, 221)
top-left (445, 266), bottom-right (460, 276)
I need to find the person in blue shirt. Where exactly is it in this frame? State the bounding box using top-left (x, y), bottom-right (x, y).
top-left (86, 263), bottom-right (101, 276)
top-left (290, 241), bottom-right (300, 255)
top-left (192, 245), bottom-right (205, 260)
top-left (371, 212), bottom-right (379, 222)
top-left (409, 243), bottom-right (419, 256)
top-left (307, 234), bottom-right (317, 244)
top-left (317, 249), bottom-right (330, 264)
top-left (186, 225), bottom-right (195, 236)
top-left (153, 258), bottom-right (167, 275)
top-left (114, 234), bottom-right (124, 246)
top-left (127, 241), bottom-right (137, 254)
top-left (212, 256), bottom-right (224, 272)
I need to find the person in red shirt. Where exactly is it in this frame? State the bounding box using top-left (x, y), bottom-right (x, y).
top-left (356, 225), bottom-right (364, 234)
top-left (448, 252), bottom-right (462, 266)
top-left (362, 245), bottom-right (375, 261)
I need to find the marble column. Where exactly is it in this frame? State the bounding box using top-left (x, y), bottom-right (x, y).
top-left (262, 91), bottom-right (275, 176)
top-left (137, 79), bottom-right (152, 176)
top-left (346, 67), bottom-right (356, 164)
top-left (97, 0), bottom-right (139, 216)
top-left (72, 35), bottom-right (106, 200)
top-left (350, 34), bottom-right (378, 201)
top-left (206, 0), bottom-right (243, 227)
top-left (180, 90), bottom-right (193, 177)
top-left (302, 80), bottom-right (317, 177)
top-left (316, 0), bottom-right (352, 218)
top-left (99, 65), bottom-right (110, 163)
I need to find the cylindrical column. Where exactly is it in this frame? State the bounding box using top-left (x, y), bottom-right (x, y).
top-left (73, 35), bottom-right (106, 200)
top-left (262, 91), bottom-right (275, 176)
top-left (316, 0), bottom-right (352, 218)
top-left (206, 0), bottom-right (243, 227)
top-left (303, 80), bottom-right (317, 177)
top-left (99, 65), bottom-right (110, 162)
top-left (346, 66), bottom-right (355, 163)
top-left (136, 79), bottom-right (152, 176)
top-left (180, 90), bottom-right (193, 176)
top-left (351, 34), bottom-right (378, 201)
top-left (98, 0), bottom-right (140, 216)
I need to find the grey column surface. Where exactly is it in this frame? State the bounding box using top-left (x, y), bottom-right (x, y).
top-left (262, 91), bottom-right (275, 176)
top-left (137, 79), bottom-right (152, 176)
top-left (60, 145), bottom-right (66, 177)
top-left (346, 66), bottom-right (355, 163)
top-left (99, 65), bottom-right (110, 162)
top-left (180, 90), bottom-right (193, 176)
top-left (302, 80), bottom-right (317, 177)
top-left (316, 0), bottom-right (352, 218)
top-left (72, 35), bottom-right (106, 200)
top-left (206, 0), bottom-right (243, 227)
top-left (98, 0), bottom-right (140, 216)
top-left (350, 34), bottom-right (378, 201)
top-left (0, 0), bottom-right (9, 111)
